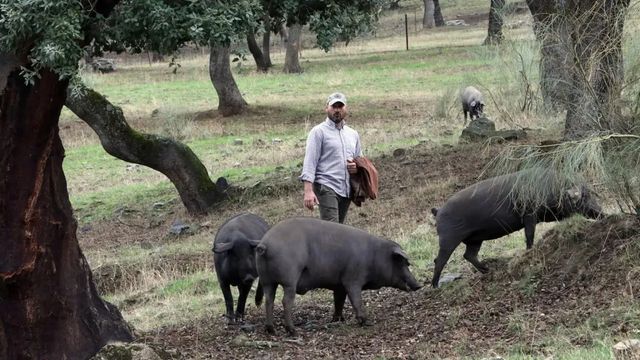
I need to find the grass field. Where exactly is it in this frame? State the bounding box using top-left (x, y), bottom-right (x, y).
top-left (65, 1), bottom-right (640, 358)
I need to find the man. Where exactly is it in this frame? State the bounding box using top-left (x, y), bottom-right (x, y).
top-left (299, 92), bottom-right (362, 223)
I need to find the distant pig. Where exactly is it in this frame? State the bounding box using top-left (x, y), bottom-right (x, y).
top-left (430, 170), bottom-right (602, 288)
top-left (256, 217), bottom-right (422, 336)
top-left (213, 213), bottom-right (269, 324)
top-left (460, 86), bottom-right (485, 124)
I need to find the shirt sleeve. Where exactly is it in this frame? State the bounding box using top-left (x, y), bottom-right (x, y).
top-left (299, 127), bottom-right (323, 183)
top-left (354, 131), bottom-right (362, 158)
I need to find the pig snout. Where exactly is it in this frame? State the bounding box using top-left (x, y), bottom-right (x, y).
top-left (401, 270), bottom-right (422, 291)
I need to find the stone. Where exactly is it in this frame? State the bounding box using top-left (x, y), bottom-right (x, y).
top-left (614, 339), bottom-right (640, 360)
top-left (91, 342), bottom-right (161, 360)
top-left (169, 220), bottom-right (191, 235)
top-left (233, 139), bottom-right (243, 145)
top-left (460, 117), bottom-right (527, 143)
top-left (393, 148), bottom-right (406, 157)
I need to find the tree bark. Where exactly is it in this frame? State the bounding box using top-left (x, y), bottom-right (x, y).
top-left (484, 0), bottom-right (505, 45)
top-left (563, 0), bottom-right (630, 139)
top-left (247, 32), bottom-right (269, 72)
top-left (0, 55), bottom-right (133, 359)
top-left (209, 44), bottom-right (248, 116)
top-left (526, 0), bottom-right (572, 110)
top-left (262, 14), bottom-right (273, 68)
top-left (434, 0), bottom-right (445, 27)
top-left (423, 0), bottom-right (435, 28)
top-left (64, 84), bottom-right (226, 215)
top-left (283, 24), bottom-right (303, 73)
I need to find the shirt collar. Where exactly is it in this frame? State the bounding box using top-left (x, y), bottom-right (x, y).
top-left (325, 117), bottom-right (345, 130)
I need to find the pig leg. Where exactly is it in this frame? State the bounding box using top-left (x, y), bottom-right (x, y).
top-left (346, 287), bottom-right (371, 326)
top-left (219, 280), bottom-right (236, 324)
top-left (282, 285), bottom-right (297, 337)
top-left (463, 242), bottom-right (489, 273)
top-left (332, 288), bottom-right (347, 322)
top-left (431, 238), bottom-right (461, 288)
top-left (263, 284), bottom-right (277, 334)
top-left (523, 214), bottom-right (536, 249)
top-left (235, 282), bottom-right (252, 323)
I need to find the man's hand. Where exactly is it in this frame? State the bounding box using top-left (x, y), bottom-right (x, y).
top-left (347, 158), bottom-right (357, 175)
top-left (303, 181), bottom-right (318, 210)
top-left (304, 190), bottom-right (318, 210)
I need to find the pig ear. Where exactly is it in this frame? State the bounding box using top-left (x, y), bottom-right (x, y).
top-left (213, 242), bottom-right (234, 253)
top-left (392, 248), bottom-right (410, 264)
top-left (248, 239), bottom-right (261, 248)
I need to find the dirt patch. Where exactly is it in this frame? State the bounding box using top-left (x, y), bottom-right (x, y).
top-left (140, 214), bottom-right (640, 359)
top-left (454, 12), bottom-right (489, 26)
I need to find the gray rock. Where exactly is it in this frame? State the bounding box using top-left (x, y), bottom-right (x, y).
top-left (169, 220), bottom-right (190, 235)
top-left (233, 139), bottom-right (243, 145)
top-left (613, 339), bottom-right (640, 360)
top-left (460, 117), bottom-right (526, 143)
top-left (393, 148), bottom-right (406, 157)
top-left (438, 273), bottom-right (462, 285)
top-left (91, 342), bottom-right (161, 360)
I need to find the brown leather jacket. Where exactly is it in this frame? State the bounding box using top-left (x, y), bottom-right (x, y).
top-left (350, 156), bottom-right (379, 207)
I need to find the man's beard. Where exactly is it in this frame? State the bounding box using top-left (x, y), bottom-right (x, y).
top-left (329, 113), bottom-right (344, 123)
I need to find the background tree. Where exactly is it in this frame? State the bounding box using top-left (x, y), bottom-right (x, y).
top-left (525, 0), bottom-right (571, 110)
top-left (101, 0), bottom-right (260, 116)
top-left (264, 0), bottom-right (386, 73)
top-left (0, 1), bottom-right (134, 358)
top-left (434, 0), bottom-right (445, 27)
top-left (61, 0), bottom-right (261, 216)
top-left (64, 85), bottom-right (227, 215)
top-left (423, 0), bottom-right (436, 28)
top-left (526, 0), bottom-right (631, 138)
top-left (484, 0), bottom-right (505, 45)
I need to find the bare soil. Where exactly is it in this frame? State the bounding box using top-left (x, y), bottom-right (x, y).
top-left (80, 137), bottom-right (636, 359)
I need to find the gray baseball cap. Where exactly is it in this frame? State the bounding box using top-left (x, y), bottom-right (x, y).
top-left (326, 92), bottom-right (347, 106)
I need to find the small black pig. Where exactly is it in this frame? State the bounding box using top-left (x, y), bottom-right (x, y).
top-left (460, 86), bottom-right (485, 123)
top-left (256, 217), bottom-right (422, 336)
top-left (213, 213), bottom-right (269, 324)
top-left (431, 170), bottom-right (603, 288)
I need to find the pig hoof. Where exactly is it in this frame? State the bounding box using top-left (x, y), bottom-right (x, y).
top-left (331, 315), bottom-right (345, 322)
top-left (358, 318), bottom-right (373, 327)
top-left (286, 328), bottom-right (298, 337)
top-left (478, 265), bottom-right (489, 274)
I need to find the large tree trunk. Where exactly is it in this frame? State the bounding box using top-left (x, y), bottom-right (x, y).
top-left (209, 44), bottom-right (248, 116)
top-left (526, 0), bottom-right (572, 110)
top-left (283, 24), bottom-right (303, 73)
top-left (434, 0), bottom-right (445, 27)
top-left (484, 0), bottom-right (505, 45)
top-left (247, 32), bottom-right (269, 72)
top-left (423, 0), bottom-right (435, 28)
top-left (262, 14), bottom-right (273, 68)
top-left (0, 56), bottom-right (133, 359)
top-left (563, 0), bottom-right (630, 139)
top-left (64, 85), bottom-right (226, 215)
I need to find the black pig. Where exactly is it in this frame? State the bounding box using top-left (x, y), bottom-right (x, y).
top-left (213, 213), bottom-right (269, 324)
top-left (431, 170), bottom-right (602, 288)
top-left (256, 217), bottom-right (422, 336)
